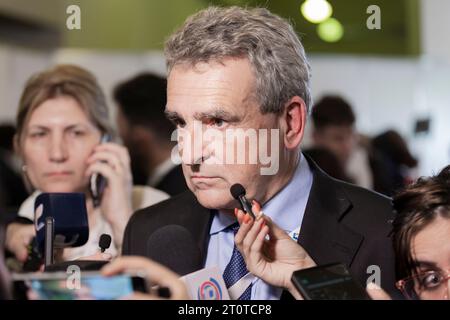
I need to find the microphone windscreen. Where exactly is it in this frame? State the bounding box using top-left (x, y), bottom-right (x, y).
top-left (99, 234), bottom-right (112, 250)
top-left (230, 183), bottom-right (246, 199)
top-left (146, 225), bottom-right (202, 276)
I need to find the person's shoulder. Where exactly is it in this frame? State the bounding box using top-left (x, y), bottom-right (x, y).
top-left (131, 185), bottom-right (169, 210)
top-left (331, 178), bottom-right (394, 232)
top-left (17, 191), bottom-right (41, 221)
top-left (339, 180), bottom-right (391, 212)
top-left (130, 190), bottom-right (196, 223)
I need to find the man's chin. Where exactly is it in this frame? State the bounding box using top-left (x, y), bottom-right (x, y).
top-left (193, 189), bottom-right (234, 210)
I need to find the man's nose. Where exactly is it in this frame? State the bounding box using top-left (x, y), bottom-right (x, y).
top-left (179, 124), bottom-right (211, 166)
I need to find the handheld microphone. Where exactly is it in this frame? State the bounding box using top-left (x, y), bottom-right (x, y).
top-left (99, 234), bottom-right (111, 253)
top-left (146, 225), bottom-right (202, 276)
top-left (230, 183), bottom-right (255, 219)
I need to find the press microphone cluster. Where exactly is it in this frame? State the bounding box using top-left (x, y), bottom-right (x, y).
top-left (143, 184), bottom-right (257, 300)
top-left (23, 193), bottom-right (112, 272)
top-left (145, 224), bottom-right (229, 300)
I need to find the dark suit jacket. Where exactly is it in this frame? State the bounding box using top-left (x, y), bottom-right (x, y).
top-left (123, 156), bottom-right (397, 297)
top-left (154, 165), bottom-right (189, 196)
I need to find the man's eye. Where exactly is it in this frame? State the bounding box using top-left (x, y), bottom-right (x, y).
top-left (207, 118), bottom-right (226, 128)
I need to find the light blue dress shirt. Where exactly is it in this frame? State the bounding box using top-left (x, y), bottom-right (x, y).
top-left (204, 153), bottom-right (313, 300)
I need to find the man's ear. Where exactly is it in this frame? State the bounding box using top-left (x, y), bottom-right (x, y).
top-left (281, 96), bottom-right (307, 150)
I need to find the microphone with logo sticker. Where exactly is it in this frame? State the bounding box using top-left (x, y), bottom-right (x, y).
top-left (180, 266), bottom-right (230, 300)
top-left (34, 193), bottom-right (89, 253)
top-left (24, 193), bottom-right (89, 271)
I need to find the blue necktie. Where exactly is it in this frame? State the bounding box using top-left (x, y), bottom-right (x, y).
top-left (222, 223), bottom-right (252, 300)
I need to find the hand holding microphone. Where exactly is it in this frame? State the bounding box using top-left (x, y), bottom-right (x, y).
top-left (233, 197), bottom-right (316, 299)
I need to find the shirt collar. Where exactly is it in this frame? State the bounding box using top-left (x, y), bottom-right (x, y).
top-left (209, 152), bottom-right (313, 235)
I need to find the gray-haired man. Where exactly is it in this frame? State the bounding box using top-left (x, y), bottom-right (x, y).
top-left (123, 6), bottom-right (396, 299)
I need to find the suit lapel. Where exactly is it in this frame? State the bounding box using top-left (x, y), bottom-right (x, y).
top-left (183, 192), bottom-right (214, 268)
top-left (298, 156), bottom-right (364, 268)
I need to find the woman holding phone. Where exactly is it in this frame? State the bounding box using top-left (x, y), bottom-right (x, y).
top-left (5, 65), bottom-right (168, 265)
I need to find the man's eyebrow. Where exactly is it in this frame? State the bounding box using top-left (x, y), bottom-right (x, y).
top-left (164, 110), bottom-right (183, 122)
top-left (193, 108), bottom-right (240, 122)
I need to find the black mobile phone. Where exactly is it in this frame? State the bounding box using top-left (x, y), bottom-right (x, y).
top-left (90, 134), bottom-right (111, 207)
top-left (13, 271), bottom-right (149, 300)
top-left (291, 263), bottom-right (371, 300)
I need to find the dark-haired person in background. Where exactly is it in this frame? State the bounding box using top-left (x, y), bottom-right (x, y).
top-left (114, 73), bottom-right (188, 196)
top-left (311, 95), bottom-right (390, 195)
top-left (303, 147), bottom-right (352, 183)
top-left (372, 129), bottom-right (418, 196)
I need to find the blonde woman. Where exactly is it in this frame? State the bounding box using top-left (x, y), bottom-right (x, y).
top-left (5, 65), bottom-right (168, 264)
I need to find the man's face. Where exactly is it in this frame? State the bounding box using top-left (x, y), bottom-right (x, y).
top-left (166, 58), bottom-right (283, 210)
top-left (313, 125), bottom-right (356, 166)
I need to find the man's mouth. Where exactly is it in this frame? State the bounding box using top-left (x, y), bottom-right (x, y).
top-left (191, 175), bottom-right (219, 180)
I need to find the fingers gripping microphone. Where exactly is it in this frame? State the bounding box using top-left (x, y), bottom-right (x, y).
top-left (146, 225), bottom-right (202, 276)
top-left (230, 183), bottom-right (255, 219)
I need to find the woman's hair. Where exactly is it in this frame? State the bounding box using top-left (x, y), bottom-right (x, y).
top-left (15, 64), bottom-right (115, 145)
top-left (392, 165), bottom-right (450, 280)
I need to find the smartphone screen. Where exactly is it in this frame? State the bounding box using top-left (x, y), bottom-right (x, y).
top-left (291, 263), bottom-right (370, 300)
top-left (13, 272), bottom-right (147, 300)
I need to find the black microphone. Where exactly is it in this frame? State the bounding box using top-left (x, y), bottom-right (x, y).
top-left (146, 225), bottom-right (202, 276)
top-left (230, 183), bottom-right (255, 219)
top-left (99, 234), bottom-right (111, 253)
